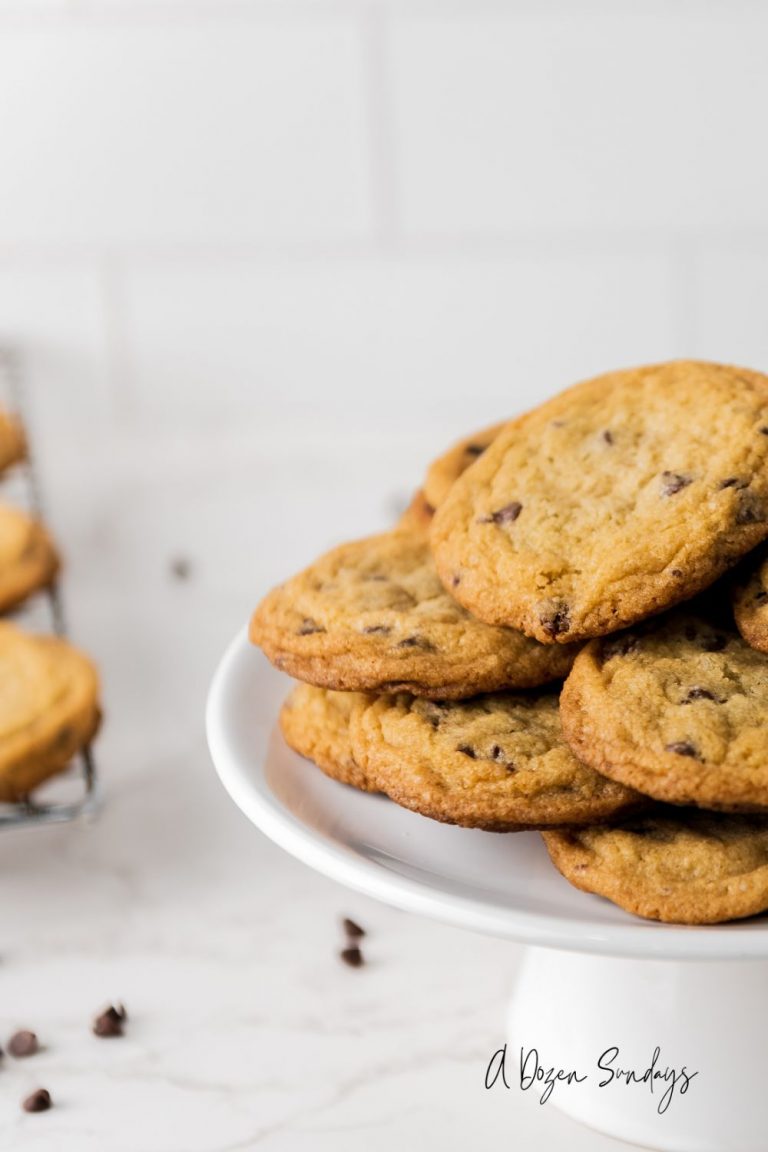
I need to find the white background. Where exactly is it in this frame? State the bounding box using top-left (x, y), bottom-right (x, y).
top-left (0, 2), bottom-right (763, 1148)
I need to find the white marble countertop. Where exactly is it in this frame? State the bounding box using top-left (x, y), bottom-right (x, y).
top-left (0, 414), bottom-right (645, 1151)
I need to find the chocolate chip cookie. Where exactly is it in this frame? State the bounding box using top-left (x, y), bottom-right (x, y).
top-left (431, 361), bottom-right (768, 643)
top-left (251, 531), bottom-right (578, 698)
top-left (349, 691), bottom-right (644, 831)
top-left (0, 410), bottom-right (25, 474)
top-left (733, 545), bottom-right (768, 653)
top-left (561, 613), bottom-right (768, 811)
top-left (543, 810), bottom-right (768, 924)
top-left (279, 682), bottom-right (377, 791)
top-left (0, 504), bottom-right (59, 614)
top-left (423, 421), bottom-right (506, 510)
top-left (0, 623), bottom-right (100, 801)
top-left (397, 489), bottom-right (434, 533)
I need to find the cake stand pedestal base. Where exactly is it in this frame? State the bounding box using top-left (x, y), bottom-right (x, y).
top-left (508, 947), bottom-right (768, 1152)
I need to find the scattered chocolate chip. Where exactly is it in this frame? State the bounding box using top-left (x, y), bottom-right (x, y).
top-left (601, 430), bottom-right (614, 445)
top-left (701, 633), bottom-right (728, 652)
top-left (682, 687), bottom-right (718, 703)
top-left (479, 501), bottom-right (523, 526)
top-left (602, 634), bottom-right (638, 660)
top-left (539, 602), bottom-right (571, 639)
top-left (718, 477), bottom-right (748, 490)
top-left (736, 496), bottom-right (766, 525)
top-left (342, 917), bottom-right (365, 939)
top-left (451, 574), bottom-right (461, 588)
top-left (665, 741), bottom-right (699, 758)
top-left (457, 744), bottom-right (477, 759)
top-left (670, 568), bottom-right (683, 578)
top-left (340, 946), bottom-right (364, 968)
top-left (362, 624), bottom-right (391, 635)
top-left (465, 443), bottom-right (486, 457)
top-left (169, 556), bottom-right (192, 581)
top-left (297, 618), bottom-right (325, 636)
top-left (8, 1030), bottom-right (38, 1058)
top-left (22, 1089), bottom-right (51, 1114)
top-left (397, 635), bottom-right (436, 651)
top-left (761, 427), bottom-right (768, 435)
top-left (491, 745), bottom-right (504, 760)
top-left (93, 1004), bottom-right (127, 1038)
top-left (660, 471), bottom-right (692, 496)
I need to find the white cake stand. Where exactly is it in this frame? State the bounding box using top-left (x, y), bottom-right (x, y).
top-left (207, 631), bottom-right (768, 1152)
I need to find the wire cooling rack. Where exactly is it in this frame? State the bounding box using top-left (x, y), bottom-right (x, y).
top-left (0, 347), bottom-right (99, 829)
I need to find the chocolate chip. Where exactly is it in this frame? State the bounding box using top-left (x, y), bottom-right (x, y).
top-left (457, 744), bottom-right (477, 759)
top-left (736, 495), bottom-right (766, 525)
top-left (682, 687), bottom-right (718, 703)
top-left (397, 635), bottom-right (436, 651)
top-left (539, 602), bottom-right (571, 639)
top-left (719, 477), bottom-right (748, 490)
top-left (169, 556), bottom-right (192, 581)
top-left (93, 1005), bottom-right (127, 1038)
top-left (602, 430), bottom-right (614, 445)
top-left (8, 1030), bottom-right (38, 1058)
top-left (297, 618), bottom-right (325, 636)
top-left (22, 1089), bottom-right (51, 1114)
top-left (660, 471), bottom-right (692, 496)
top-left (761, 427), bottom-right (768, 435)
top-left (665, 741), bottom-right (699, 758)
top-left (670, 568), bottom-right (683, 578)
top-left (491, 745), bottom-right (504, 760)
top-left (451, 574), bottom-right (461, 587)
top-left (465, 443), bottom-right (486, 457)
top-left (340, 946), bottom-right (364, 968)
top-left (602, 634), bottom-right (638, 660)
top-left (362, 624), bottom-right (391, 635)
top-left (701, 633), bottom-right (728, 652)
top-left (342, 917), bottom-right (365, 939)
top-left (488, 501), bottom-right (523, 525)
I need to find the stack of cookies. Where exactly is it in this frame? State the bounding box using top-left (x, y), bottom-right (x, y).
top-left (0, 406), bottom-right (100, 803)
top-left (251, 361), bottom-right (768, 926)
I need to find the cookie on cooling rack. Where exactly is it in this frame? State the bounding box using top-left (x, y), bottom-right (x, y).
top-left (543, 810), bottom-right (768, 924)
top-left (0, 504), bottom-right (59, 614)
top-left (0, 623), bottom-right (100, 802)
top-left (560, 612), bottom-right (768, 812)
top-left (279, 683), bottom-right (377, 792)
top-left (251, 530), bottom-right (578, 699)
top-left (349, 690), bottom-right (644, 831)
top-left (0, 409), bottom-right (25, 475)
top-left (431, 361), bottom-right (768, 643)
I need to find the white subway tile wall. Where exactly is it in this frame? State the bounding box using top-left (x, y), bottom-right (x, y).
top-left (0, 0), bottom-right (765, 478)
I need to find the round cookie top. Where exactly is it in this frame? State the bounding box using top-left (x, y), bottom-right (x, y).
top-left (0, 504), bottom-right (59, 613)
top-left (423, 421), bottom-right (506, 509)
top-left (431, 361), bottom-right (768, 643)
top-left (733, 544), bottom-right (768, 653)
top-left (560, 612), bottom-right (768, 811)
top-left (543, 810), bottom-right (768, 924)
top-left (0, 623), bottom-right (100, 802)
top-left (251, 530), bottom-right (578, 699)
top-left (0, 410), bottom-right (25, 474)
top-left (279, 683), bottom-right (377, 792)
top-left (349, 691), bottom-right (643, 831)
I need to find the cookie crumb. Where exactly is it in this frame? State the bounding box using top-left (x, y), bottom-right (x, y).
top-left (340, 946), bottom-right (364, 968)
